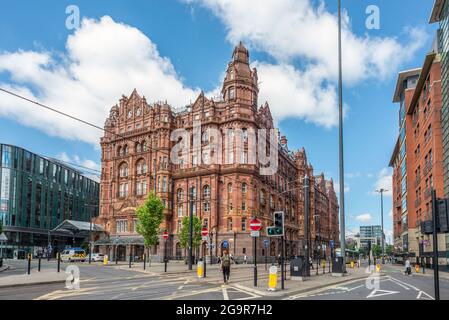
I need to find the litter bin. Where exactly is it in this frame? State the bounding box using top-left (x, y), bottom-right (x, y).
top-left (332, 257), bottom-right (344, 273)
top-left (290, 256), bottom-right (306, 278)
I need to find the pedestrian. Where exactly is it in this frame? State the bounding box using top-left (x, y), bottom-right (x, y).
top-left (221, 250), bottom-right (231, 285)
top-left (405, 258), bottom-right (411, 275)
top-left (277, 254), bottom-right (281, 267)
top-left (309, 256), bottom-right (314, 270)
top-left (243, 254), bottom-right (248, 264)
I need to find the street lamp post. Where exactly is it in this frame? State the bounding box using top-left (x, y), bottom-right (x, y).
top-left (375, 188), bottom-right (387, 264)
top-left (188, 187), bottom-right (195, 271)
top-left (338, 0), bottom-right (347, 273)
top-left (89, 205), bottom-right (93, 264)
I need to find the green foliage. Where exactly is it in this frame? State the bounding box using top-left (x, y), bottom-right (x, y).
top-left (136, 192), bottom-right (165, 248)
top-left (372, 244), bottom-right (382, 257)
top-left (179, 215), bottom-right (202, 250)
top-left (386, 245), bottom-right (394, 255)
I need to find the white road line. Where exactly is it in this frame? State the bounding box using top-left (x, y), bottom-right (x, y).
top-left (387, 277), bottom-right (410, 290)
top-left (222, 285), bottom-right (229, 300)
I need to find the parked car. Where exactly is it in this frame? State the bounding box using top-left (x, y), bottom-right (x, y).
top-left (90, 253), bottom-right (105, 262)
top-left (60, 248), bottom-right (86, 263)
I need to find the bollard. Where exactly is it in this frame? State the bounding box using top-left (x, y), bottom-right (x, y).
top-left (103, 255), bottom-right (108, 265)
top-left (57, 253), bottom-right (61, 273)
top-left (129, 255), bottom-right (132, 268)
top-left (322, 260), bottom-right (326, 274)
top-left (415, 264), bottom-right (420, 273)
top-left (268, 265), bottom-right (278, 291)
top-left (350, 261), bottom-right (355, 269)
top-left (376, 263), bottom-right (381, 273)
top-left (197, 260), bottom-right (204, 278)
top-left (38, 257), bottom-right (41, 272)
top-left (143, 254), bottom-right (146, 270)
top-left (27, 254), bottom-right (31, 275)
top-left (328, 259), bottom-right (331, 273)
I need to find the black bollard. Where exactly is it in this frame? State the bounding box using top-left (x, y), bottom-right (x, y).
top-left (143, 254), bottom-right (146, 270)
top-left (129, 254), bottom-right (132, 268)
top-left (57, 253), bottom-right (61, 273)
top-left (38, 257), bottom-right (41, 272)
top-left (27, 254), bottom-right (31, 275)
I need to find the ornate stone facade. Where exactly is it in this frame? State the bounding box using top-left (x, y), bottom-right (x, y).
top-left (95, 43), bottom-right (339, 261)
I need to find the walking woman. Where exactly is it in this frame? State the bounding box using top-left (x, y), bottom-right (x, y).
top-left (221, 250), bottom-right (231, 284)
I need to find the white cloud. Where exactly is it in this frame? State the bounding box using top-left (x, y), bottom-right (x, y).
top-left (372, 168), bottom-right (393, 197)
top-left (355, 213), bottom-right (373, 223)
top-left (388, 209), bottom-right (393, 218)
top-left (0, 16), bottom-right (199, 146)
top-left (184, 0), bottom-right (427, 126)
top-left (335, 181), bottom-right (350, 194)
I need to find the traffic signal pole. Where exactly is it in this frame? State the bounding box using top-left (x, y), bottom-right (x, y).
top-left (281, 235), bottom-right (285, 290)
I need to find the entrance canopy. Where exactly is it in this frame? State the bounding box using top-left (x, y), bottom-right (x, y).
top-left (52, 220), bottom-right (104, 238)
top-left (94, 236), bottom-right (144, 246)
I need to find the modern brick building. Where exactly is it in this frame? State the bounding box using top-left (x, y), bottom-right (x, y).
top-left (95, 44), bottom-right (339, 262)
top-left (390, 39), bottom-right (449, 265)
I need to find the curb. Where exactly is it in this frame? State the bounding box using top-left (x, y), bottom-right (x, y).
top-left (0, 278), bottom-right (66, 289)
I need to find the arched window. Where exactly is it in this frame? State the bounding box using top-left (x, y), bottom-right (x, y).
top-left (203, 185), bottom-right (211, 198)
top-left (119, 163), bottom-right (128, 178)
top-left (117, 146), bottom-right (122, 157)
top-left (135, 142), bottom-right (141, 153)
top-left (227, 183), bottom-right (233, 193)
top-left (142, 141), bottom-right (148, 152)
top-left (123, 145), bottom-right (129, 155)
top-left (136, 159), bottom-right (147, 175)
top-left (228, 87), bottom-right (235, 100)
top-left (177, 189), bottom-right (184, 202)
top-left (270, 195), bottom-right (274, 209)
top-left (242, 183), bottom-right (247, 194)
top-left (260, 190), bottom-right (266, 206)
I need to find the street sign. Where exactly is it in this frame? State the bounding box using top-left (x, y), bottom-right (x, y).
top-left (330, 240), bottom-right (334, 248)
top-left (249, 218), bottom-right (262, 231)
top-left (223, 240), bottom-right (229, 248)
top-left (264, 239), bottom-right (269, 248)
top-left (201, 228), bottom-right (209, 237)
top-left (251, 231), bottom-right (260, 237)
top-left (163, 231), bottom-right (169, 240)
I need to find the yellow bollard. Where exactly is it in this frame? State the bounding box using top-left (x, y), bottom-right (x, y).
top-left (376, 263), bottom-right (381, 273)
top-left (350, 261), bottom-right (355, 268)
top-left (322, 260), bottom-right (326, 269)
top-left (415, 264), bottom-right (420, 273)
top-left (197, 261), bottom-right (204, 278)
top-left (268, 266), bottom-right (278, 291)
top-left (103, 255), bottom-right (108, 265)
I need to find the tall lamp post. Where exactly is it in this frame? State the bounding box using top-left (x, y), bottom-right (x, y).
top-left (188, 186), bottom-right (195, 271)
top-left (338, 0), bottom-right (347, 273)
top-left (375, 188), bottom-right (387, 264)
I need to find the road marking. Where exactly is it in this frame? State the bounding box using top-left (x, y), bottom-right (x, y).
top-left (417, 291), bottom-right (434, 300)
top-left (222, 285), bottom-right (229, 300)
top-left (366, 289), bottom-right (399, 299)
top-left (387, 278), bottom-right (410, 290)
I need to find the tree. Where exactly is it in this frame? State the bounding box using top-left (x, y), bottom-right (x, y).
top-left (372, 244), bottom-right (382, 257)
top-left (386, 245), bottom-right (394, 256)
top-left (136, 192), bottom-right (165, 258)
top-left (178, 215), bottom-right (202, 259)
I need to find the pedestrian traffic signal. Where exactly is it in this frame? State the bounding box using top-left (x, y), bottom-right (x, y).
top-left (267, 212), bottom-right (284, 237)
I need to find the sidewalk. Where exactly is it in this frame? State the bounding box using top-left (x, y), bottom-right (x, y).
top-left (386, 263), bottom-right (449, 280)
top-left (0, 270), bottom-right (67, 289)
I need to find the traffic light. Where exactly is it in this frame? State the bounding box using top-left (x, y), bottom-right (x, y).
top-left (267, 211), bottom-right (284, 237)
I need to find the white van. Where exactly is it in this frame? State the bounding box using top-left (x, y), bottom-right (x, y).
top-left (60, 248), bottom-right (86, 262)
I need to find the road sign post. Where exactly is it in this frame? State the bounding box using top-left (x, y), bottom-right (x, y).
top-left (250, 218), bottom-right (262, 287)
top-left (163, 231), bottom-right (169, 273)
top-left (264, 239), bottom-right (269, 271)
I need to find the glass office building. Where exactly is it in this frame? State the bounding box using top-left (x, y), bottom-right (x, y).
top-left (0, 144), bottom-right (99, 258)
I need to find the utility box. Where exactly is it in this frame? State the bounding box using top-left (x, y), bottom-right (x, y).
top-left (332, 257), bottom-right (344, 275)
top-left (290, 256), bottom-right (306, 280)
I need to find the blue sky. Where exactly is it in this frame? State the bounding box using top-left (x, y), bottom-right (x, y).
top-left (0, 0), bottom-right (439, 243)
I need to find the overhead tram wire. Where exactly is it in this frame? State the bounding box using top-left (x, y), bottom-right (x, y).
top-left (0, 87), bottom-right (297, 196)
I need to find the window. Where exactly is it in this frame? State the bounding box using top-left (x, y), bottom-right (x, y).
top-left (119, 163), bottom-right (129, 178)
top-left (142, 141), bottom-right (148, 152)
top-left (242, 201), bottom-right (246, 211)
top-left (204, 219), bottom-right (209, 228)
top-left (178, 204), bottom-right (183, 217)
top-left (136, 160), bottom-right (147, 175)
top-left (119, 183), bottom-right (129, 197)
top-left (133, 219), bottom-right (138, 233)
top-left (116, 220), bottom-right (128, 233)
top-left (177, 189), bottom-right (184, 202)
top-left (227, 218), bottom-right (233, 231)
top-left (227, 183), bottom-right (233, 193)
top-left (203, 202), bottom-right (210, 212)
top-left (260, 190), bottom-right (266, 206)
top-left (229, 87), bottom-right (235, 100)
top-left (242, 218), bottom-right (247, 231)
top-left (203, 185), bottom-right (211, 198)
top-left (136, 180), bottom-right (147, 196)
top-left (242, 183), bottom-right (247, 194)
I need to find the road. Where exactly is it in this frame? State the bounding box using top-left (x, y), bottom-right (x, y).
top-left (1, 260), bottom-right (448, 300)
top-left (284, 263), bottom-right (449, 300)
